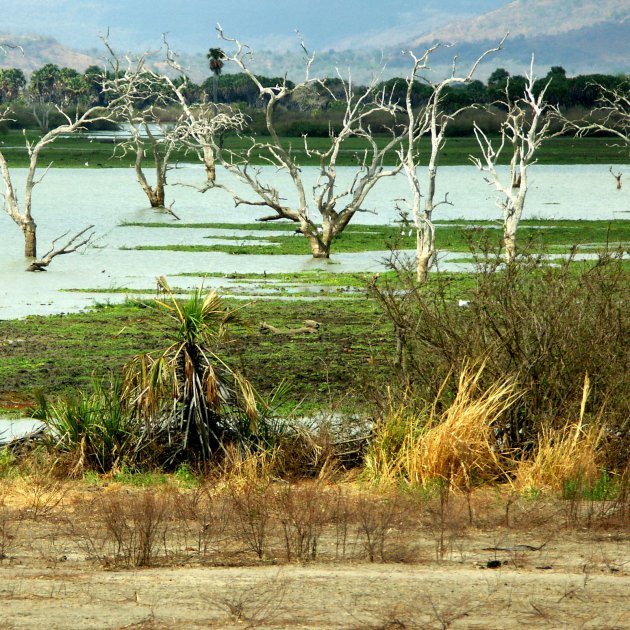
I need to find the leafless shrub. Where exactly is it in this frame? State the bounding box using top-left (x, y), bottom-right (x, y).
top-left (421, 483), bottom-right (472, 562)
top-left (274, 481), bottom-right (331, 562)
top-left (19, 475), bottom-right (67, 519)
top-left (229, 480), bottom-right (273, 560)
top-left (0, 503), bottom-right (15, 562)
top-left (355, 492), bottom-right (407, 562)
top-left (331, 486), bottom-right (357, 560)
top-left (82, 490), bottom-right (172, 567)
top-left (214, 572), bottom-right (290, 627)
top-left (173, 484), bottom-right (230, 560)
top-left (370, 254), bottom-right (629, 468)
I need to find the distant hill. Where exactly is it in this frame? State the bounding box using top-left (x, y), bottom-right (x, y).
top-left (401, 0), bottom-right (630, 76)
top-left (0, 34), bottom-right (102, 73)
top-left (408, 0), bottom-right (628, 46)
top-left (1, 0), bottom-right (628, 84)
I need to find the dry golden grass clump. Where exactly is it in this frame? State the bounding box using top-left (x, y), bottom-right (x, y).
top-left (515, 376), bottom-right (605, 491)
top-left (365, 364), bottom-right (521, 488)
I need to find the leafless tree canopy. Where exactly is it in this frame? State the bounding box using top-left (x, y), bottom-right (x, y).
top-left (471, 58), bottom-right (560, 264)
top-left (102, 37), bottom-right (246, 208)
top-left (0, 85), bottom-right (118, 261)
top-left (574, 82), bottom-right (629, 153)
top-left (194, 26), bottom-right (404, 259)
top-left (398, 36), bottom-right (506, 282)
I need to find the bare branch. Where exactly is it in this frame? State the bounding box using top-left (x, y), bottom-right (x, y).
top-left (27, 225), bottom-right (95, 272)
top-left (471, 57), bottom-right (561, 263)
top-left (212, 26), bottom-right (404, 258)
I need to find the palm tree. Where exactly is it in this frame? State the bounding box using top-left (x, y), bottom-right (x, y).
top-left (122, 277), bottom-right (258, 463)
top-left (207, 47), bottom-right (225, 103)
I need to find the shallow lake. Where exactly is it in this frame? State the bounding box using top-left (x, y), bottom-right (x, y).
top-left (0, 417), bottom-right (45, 444)
top-left (0, 164), bottom-right (627, 319)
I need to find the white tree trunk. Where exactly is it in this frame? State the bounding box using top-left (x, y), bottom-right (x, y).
top-left (203, 145), bottom-right (216, 183)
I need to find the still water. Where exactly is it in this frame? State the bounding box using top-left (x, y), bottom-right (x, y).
top-left (0, 164), bottom-right (627, 319)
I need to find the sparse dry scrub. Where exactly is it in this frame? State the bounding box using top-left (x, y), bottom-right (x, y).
top-left (213, 571), bottom-right (291, 627)
top-left (274, 481), bottom-right (332, 562)
top-left (76, 489), bottom-right (174, 567)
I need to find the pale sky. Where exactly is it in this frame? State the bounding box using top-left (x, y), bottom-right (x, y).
top-left (0, 0), bottom-right (507, 53)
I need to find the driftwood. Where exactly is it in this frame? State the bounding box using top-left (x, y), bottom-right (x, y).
top-left (609, 166), bottom-right (622, 190)
top-left (27, 225), bottom-right (94, 271)
top-left (260, 319), bottom-right (321, 336)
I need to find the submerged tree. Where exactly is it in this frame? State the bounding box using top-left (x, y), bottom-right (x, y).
top-left (164, 43), bottom-right (246, 184)
top-left (101, 47), bottom-right (179, 211)
top-left (204, 27), bottom-right (402, 259)
top-left (471, 59), bottom-right (558, 264)
top-left (103, 40), bottom-right (244, 200)
top-left (122, 278), bottom-right (259, 462)
top-left (0, 92), bottom-right (116, 265)
top-left (399, 37), bottom-right (506, 282)
top-left (117, 104), bottom-right (179, 210)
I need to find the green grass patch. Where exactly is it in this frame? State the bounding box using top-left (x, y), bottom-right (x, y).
top-left (1, 131), bottom-right (628, 168)
top-left (121, 220), bottom-right (630, 256)
top-left (0, 297), bottom-right (399, 412)
top-left (176, 270), bottom-right (387, 287)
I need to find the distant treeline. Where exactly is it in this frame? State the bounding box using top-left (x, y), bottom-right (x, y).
top-left (0, 63), bottom-right (627, 136)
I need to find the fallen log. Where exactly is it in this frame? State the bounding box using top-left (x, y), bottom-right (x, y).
top-left (260, 320), bottom-right (321, 335)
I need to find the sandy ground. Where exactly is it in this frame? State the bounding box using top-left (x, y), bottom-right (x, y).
top-left (0, 562), bottom-right (628, 630)
top-left (2, 536), bottom-right (628, 628)
top-left (0, 484), bottom-right (628, 629)
top-left (1, 562), bottom-right (629, 629)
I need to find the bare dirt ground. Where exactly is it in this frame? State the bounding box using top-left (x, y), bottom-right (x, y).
top-left (0, 482), bottom-right (628, 629)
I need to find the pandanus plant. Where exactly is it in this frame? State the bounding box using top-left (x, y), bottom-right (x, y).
top-left (122, 277), bottom-right (259, 462)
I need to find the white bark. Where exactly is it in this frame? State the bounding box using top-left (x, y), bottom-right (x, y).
top-left (399, 37), bottom-right (505, 282)
top-left (207, 26), bottom-right (402, 259)
top-left (471, 58), bottom-right (556, 264)
top-left (0, 103), bottom-right (116, 261)
top-left (571, 83), bottom-right (629, 155)
top-left (27, 225), bottom-right (94, 271)
top-left (103, 39), bottom-right (246, 204)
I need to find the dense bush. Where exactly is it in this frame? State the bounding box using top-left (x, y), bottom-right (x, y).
top-left (370, 251), bottom-right (629, 468)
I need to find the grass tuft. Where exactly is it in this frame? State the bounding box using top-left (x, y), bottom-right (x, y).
top-left (365, 364), bottom-right (520, 489)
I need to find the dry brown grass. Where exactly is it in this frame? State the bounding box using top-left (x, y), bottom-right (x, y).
top-left (515, 376), bottom-right (605, 491)
top-left (365, 364), bottom-right (520, 488)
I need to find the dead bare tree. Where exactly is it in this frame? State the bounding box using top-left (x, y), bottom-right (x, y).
top-left (0, 103), bottom-right (114, 261)
top-left (574, 82), bottom-right (629, 154)
top-left (609, 166), bottom-right (623, 190)
top-left (103, 39), bottom-right (246, 210)
top-left (160, 41), bottom-right (247, 184)
top-left (175, 100), bottom-right (247, 184)
top-left (399, 37), bottom-right (506, 282)
top-left (206, 26), bottom-right (402, 259)
top-left (121, 110), bottom-right (178, 210)
top-left (100, 45), bottom-right (180, 211)
top-left (471, 59), bottom-right (558, 264)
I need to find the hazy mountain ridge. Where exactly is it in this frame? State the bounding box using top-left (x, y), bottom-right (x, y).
top-left (0, 33), bottom-right (102, 73)
top-left (408, 0), bottom-right (629, 46)
top-left (0, 0), bottom-right (628, 83)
